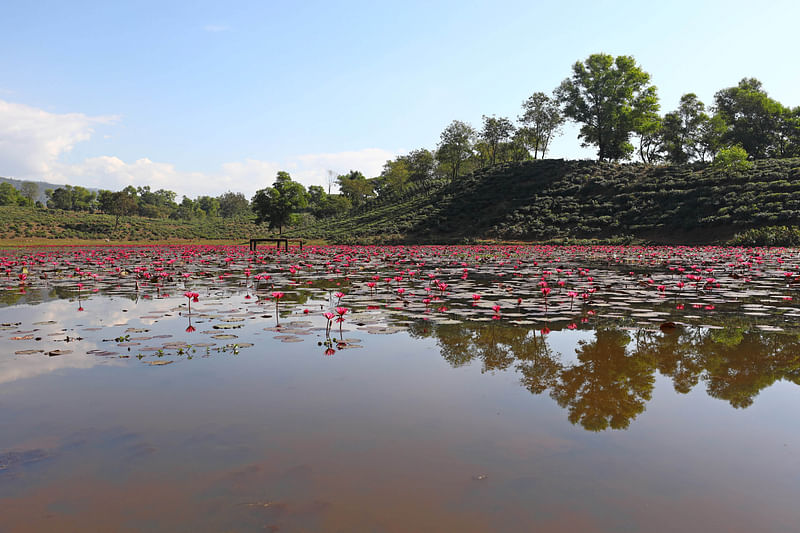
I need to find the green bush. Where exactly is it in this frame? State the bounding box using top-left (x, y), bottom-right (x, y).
top-left (713, 146), bottom-right (754, 172)
top-left (729, 226), bottom-right (800, 246)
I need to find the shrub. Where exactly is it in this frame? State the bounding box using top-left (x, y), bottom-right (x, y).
top-left (713, 146), bottom-right (753, 172)
top-left (729, 226), bottom-right (800, 246)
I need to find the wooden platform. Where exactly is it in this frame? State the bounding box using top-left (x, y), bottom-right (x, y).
top-left (249, 238), bottom-right (303, 251)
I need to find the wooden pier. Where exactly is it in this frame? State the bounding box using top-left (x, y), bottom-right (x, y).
top-left (249, 238), bottom-right (303, 251)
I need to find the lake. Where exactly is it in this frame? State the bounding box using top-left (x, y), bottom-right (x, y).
top-left (1, 244), bottom-right (799, 532)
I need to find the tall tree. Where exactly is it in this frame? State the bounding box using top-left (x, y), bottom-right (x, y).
top-left (337, 170), bottom-right (374, 207)
top-left (775, 106), bottom-right (800, 158)
top-left (376, 158), bottom-right (410, 196)
top-left (20, 181), bottom-right (39, 204)
top-left (480, 115), bottom-right (515, 166)
top-left (307, 185), bottom-right (326, 209)
top-left (46, 185), bottom-right (95, 211)
top-left (696, 113), bottom-right (727, 162)
top-left (405, 148), bottom-right (437, 187)
top-left (136, 185), bottom-right (177, 218)
top-left (196, 196), bottom-right (220, 217)
top-left (634, 114), bottom-right (663, 164)
top-left (508, 128), bottom-right (535, 162)
top-left (251, 171), bottom-right (309, 234)
top-left (436, 120), bottom-right (475, 180)
top-left (519, 92), bottom-right (564, 158)
top-left (714, 78), bottom-right (785, 159)
top-left (217, 191), bottom-right (250, 218)
top-left (660, 93), bottom-right (714, 163)
top-left (556, 53), bottom-right (660, 161)
top-left (0, 183), bottom-right (21, 206)
top-left (98, 188), bottom-right (138, 231)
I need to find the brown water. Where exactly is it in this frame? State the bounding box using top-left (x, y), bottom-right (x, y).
top-left (1, 245), bottom-right (799, 532)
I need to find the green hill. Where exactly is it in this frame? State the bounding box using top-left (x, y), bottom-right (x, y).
top-left (1, 158), bottom-right (799, 245)
top-left (287, 158), bottom-right (800, 244)
top-left (0, 207), bottom-right (271, 243)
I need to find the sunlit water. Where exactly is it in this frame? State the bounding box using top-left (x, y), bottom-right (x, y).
top-left (1, 245), bottom-right (799, 532)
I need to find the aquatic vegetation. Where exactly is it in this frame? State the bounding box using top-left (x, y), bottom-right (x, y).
top-left (3, 242), bottom-right (800, 429)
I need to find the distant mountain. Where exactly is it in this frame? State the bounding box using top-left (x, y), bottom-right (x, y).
top-left (0, 177), bottom-right (100, 205)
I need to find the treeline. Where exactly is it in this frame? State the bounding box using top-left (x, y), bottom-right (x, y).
top-left (39, 185), bottom-right (250, 221)
top-left (280, 53), bottom-right (800, 211)
top-left (0, 181), bottom-right (40, 207)
top-left (285, 158), bottom-right (800, 244)
top-left (3, 52), bottom-right (798, 238)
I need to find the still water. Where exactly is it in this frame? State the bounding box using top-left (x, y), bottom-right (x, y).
top-left (1, 245), bottom-right (799, 532)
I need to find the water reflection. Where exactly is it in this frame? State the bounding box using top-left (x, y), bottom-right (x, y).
top-left (412, 319), bottom-right (800, 431)
top-left (3, 245), bottom-right (800, 531)
top-left (3, 243), bottom-right (800, 435)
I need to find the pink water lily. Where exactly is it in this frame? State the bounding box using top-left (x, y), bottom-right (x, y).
top-left (184, 291), bottom-right (199, 313)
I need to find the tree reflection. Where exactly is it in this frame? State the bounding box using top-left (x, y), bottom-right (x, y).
top-left (435, 323), bottom-right (477, 368)
top-left (633, 327), bottom-right (704, 394)
top-left (699, 326), bottom-right (786, 408)
top-left (416, 319), bottom-right (800, 430)
top-left (551, 328), bottom-right (656, 431)
top-left (515, 331), bottom-right (562, 395)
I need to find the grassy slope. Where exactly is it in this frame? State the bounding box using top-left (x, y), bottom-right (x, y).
top-left (2, 158), bottom-right (799, 245)
top-left (0, 208), bottom-right (273, 245)
top-left (288, 158), bottom-right (800, 244)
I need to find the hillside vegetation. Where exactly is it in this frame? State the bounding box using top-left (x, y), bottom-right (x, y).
top-left (0, 208), bottom-right (270, 244)
top-left (1, 158), bottom-right (798, 246)
top-left (285, 158), bottom-right (800, 244)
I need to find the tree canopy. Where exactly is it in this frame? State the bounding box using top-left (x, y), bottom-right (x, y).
top-left (556, 53), bottom-right (660, 161)
top-left (251, 171), bottom-right (309, 233)
top-left (714, 78), bottom-right (796, 159)
top-left (437, 120), bottom-right (476, 180)
top-left (519, 92), bottom-right (563, 159)
top-left (337, 170), bottom-right (374, 207)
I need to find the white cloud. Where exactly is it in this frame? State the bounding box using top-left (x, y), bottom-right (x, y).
top-left (288, 148), bottom-right (398, 189)
top-left (54, 149), bottom-right (398, 198)
top-left (57, 156), bottom-right (212, 197)
top-left (0, 99), bottom-right (116, 180)
top-left (0, 98), bottom-right (399, 198)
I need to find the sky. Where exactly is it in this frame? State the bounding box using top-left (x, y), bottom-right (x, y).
top-left (1, 0), bottom-right (798, 199)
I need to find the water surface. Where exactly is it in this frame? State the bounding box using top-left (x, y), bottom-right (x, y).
top-left (1, 245), bottom-right (799, 532)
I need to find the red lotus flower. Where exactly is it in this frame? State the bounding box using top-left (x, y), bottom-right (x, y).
top-left (184, 291), bottom-right (199, 313)
top-left (186, 324), bottom-right (196, 333)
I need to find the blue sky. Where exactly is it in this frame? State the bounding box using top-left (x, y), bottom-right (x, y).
top-left (1, 0), bottom-right (798, 198)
